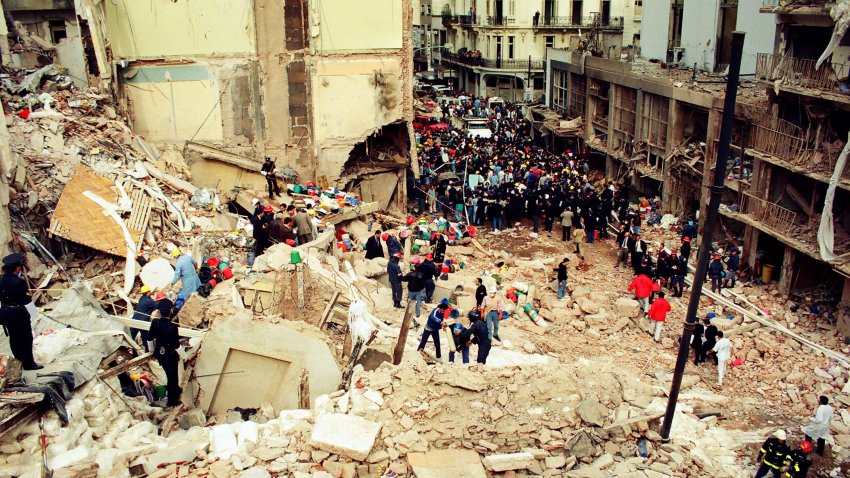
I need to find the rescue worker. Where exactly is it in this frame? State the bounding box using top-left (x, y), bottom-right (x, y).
top-left (468, 308), bottom-right (491, 364)
top-left (0, 253), bottom-right (42, 370)
top-left (130, 285), bottom-right (157, 352)
top-left (417, 302), bottom-right (448, 360)
top-left (171, 249), bottom-right (201, 298)
top-left (784, 440), bottom-right (813, 478)
top-left (365, 230), bottom-right (384, 260)
top-left (754, 429), bottom-right (790, 478)
top-left (293, 208), bottom-right (313, 244)
top-left (627, 273), bottom-right (653, 313)
top-left (430, 230), bottom-right (447, 264)
top-left (387, 253), bottom-right (404, 308)
top-left (708, 253), bottom-right (725, 292)
top-left (400, 261), bottom-right (427, 321)
top-left (386, 233), bottom-right (403, 258)
top-left (261, 157), bottom-right (281, 198)
top-left (481, 286), bottom-right (504, 341)
top-left (149, 292), bottom-right (182, 407)
top-left (670, 253), bottom-right (687, 297)
top-left (252, 205), bottom-right (273, 255)
top-left (724, 248), bottom-right (740, 288)
top-left (448, 319), bottom-right (472, 364)
top-left (803, 395), bottom-right (833, 456)
top-left (699, 314), bottom-right (719, 365)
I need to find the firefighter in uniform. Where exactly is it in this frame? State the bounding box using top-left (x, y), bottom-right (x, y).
top-left (784, 440), bottom-right (813, 478)
top-left (0, 253), bottom-right (42, 370)
top-left (755, 429), bottom-right (790, 478)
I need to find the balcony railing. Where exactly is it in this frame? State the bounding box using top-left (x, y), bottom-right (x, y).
top-left (739, 191), bottom-right (799, 235)
top-left (459, 14), bottom-right (476, 25)
top-left (486, 16), bottom-right (515, 26)
top-left (442, 52), bottom-right (544, 70)
top-left (535, 15), bottom-right (624, 30)
top-left (749, 120), bottom-right (806, 165)
top-left (754, 53), bottom-right (849, 95)
top-left (748, 118), bottom-right (847, 179)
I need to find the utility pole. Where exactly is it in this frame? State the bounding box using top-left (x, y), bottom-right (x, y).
top-left (660, 31), bottom-right (745, 440)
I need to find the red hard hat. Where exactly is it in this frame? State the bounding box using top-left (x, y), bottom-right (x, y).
top-left (800, 441), bottom-right (812, 453)
top-left (263, 204), bottom-right (273, 212)
top-left (285, 239), bottom-right (296, 246)
top-left (425, 253), bottom-right (433, 260)
top-left (154, 291), bottom-right (167, 301)
top-left (683, 236), bottom-right (691, 242)
top-left (381, 233), bottom-right (389, 241)
top-left (393, 252), bottom-right (403, 259)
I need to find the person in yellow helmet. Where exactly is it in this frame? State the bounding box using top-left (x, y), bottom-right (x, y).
top-left (130, 285), bottom-right (157, 352)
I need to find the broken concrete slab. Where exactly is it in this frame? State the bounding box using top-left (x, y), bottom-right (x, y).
top-left (407, 449), bottom-right (487, 478)
top-left (143, 441), bottom-right (209, 473)
top-left (481, 452), bottom-right (535, 472)
top-left (614, 298), bottom-right (641, 318)
top-left (576, 395), bottom-right (609, 427)
top-left (310, 413), bottom-right (382, 461)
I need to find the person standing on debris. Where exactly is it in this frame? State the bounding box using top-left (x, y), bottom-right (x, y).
top-left (417, 302), bottom-right (448, 360)
top-left (669, 253), bottom-right (687, 298)
top-left (130, 285), bottom-right (157, 352)
top-left (560, 207), bottom-right (574, 242)
top-left (572, 225), bottom-right (586, 258)
top-left (680, 236), bottom-right (692, 261)
top-left (724, 248), bottom-right (740, 289)
top-left (785, 440), bottom-right (813, 478)
top-left (293, 208), bottom-right (313, 245)
top-left (431, 230), bottom-right (447, 264)
top-left (554, 257), bottom-right (569, 301)
top-left (802, 395), bottom-right (833, 457)
top-left (631, 234), bottom-right (647, 273)
top-left (388, 253), bottom-right (404, 309)
top-left (401, 261), bottom-right (427, 321)
top-left (419, 254), bottom-right (438, 302)
top-left (261, 157), bottom-right (281, 198)
top-left (149, 291), bottom-right (182, 408)
top-left (711, 330), bottom-right (732, 386)
top-left (646, 291), bottom-right (670, 342)
top-left (0, 253), bottom-right (42, 370)
top-left (475, 277), bottom-right (487, 308)
top-left (708, 253), bottom-right (725, 293)
top-left (691, 318), bottom-right (704, 365)
top-left (481, 287), bottom-right (504, 341)
top-left (627, 273), bottom-right (653, 313)
top-left (615, 227), bottom-right (631, 268)
top-left (171, 249), bottom-right (200, 299)
top-left (253, 205), bottom-right (273, 256)
top-left (365, 230), bottom-right (384, 260)
top-left (754, 429), bottom-right (790, 478)
top-left (698, 314), bottom-right (718, 365)
top-left (468, 308), bottom-right (491, 364)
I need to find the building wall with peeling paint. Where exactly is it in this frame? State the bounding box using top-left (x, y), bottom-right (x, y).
top-left (85, 0), bottom-right (412, 209)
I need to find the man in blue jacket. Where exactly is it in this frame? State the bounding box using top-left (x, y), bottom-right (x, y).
top-left (418, 302), bottom-right (448, 360)
top-left (449, 320), bottom-right (472, 364)
top-left (131, 285), bottom-right (157, 352)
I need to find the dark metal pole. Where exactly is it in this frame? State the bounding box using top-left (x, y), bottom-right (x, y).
top-left (660, 31), bottom-right (746, 439)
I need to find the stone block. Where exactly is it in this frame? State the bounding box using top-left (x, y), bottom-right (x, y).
top-left (576, 396), bottom-right (608, 427)
top-left (310, 413), bottom-right (382, 461)
top-left (177, 408), bottom-right (207, 430)
top-left (615, 298), bottom-right (641, 318)
top-left (481, 452), bottom-right (535, 472)
top-left (144, 441), bottom-right (209, 473)
top-left (408, 449), bottom-right (487, 478)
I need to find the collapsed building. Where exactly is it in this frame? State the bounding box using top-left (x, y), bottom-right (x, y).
top-left (535, 0), bottom-right (850, 311)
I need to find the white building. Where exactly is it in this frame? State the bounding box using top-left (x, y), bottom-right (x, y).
top-left (640, 0), bottom-right (775, 75)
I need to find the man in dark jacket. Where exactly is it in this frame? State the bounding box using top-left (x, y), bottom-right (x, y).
top-left (131, 286), bottom-right (157, 352)
top-left (386, 234), bottom-right (403, 258)
top-left (149, 292), bottom-right (182, 407)
top-left (785, 441), bottom-right (813, 478)
top-left (401, 266), bottom-right (427, 320)
top-left (449, 321), bottom-right (472, 364)
top-left (724, 248), bottom-right (740, 288)
top-left (708, 254), bottom-right (724, 292)
top-left (691, 319), bottom-right (704, 366)
top-left (0, 253), bottom-right (42, 370)
top-left (430, 230), bottom-right (447, 264)
top-left (631, 234), bottom-right (647, 273)
top-left (680, 236), bottom-right (692, 260)
top-left (670, 254), bottom-right (687, 297)
top-left (696, 313), bottom-right (719, 365)
top-left (261, 157), bottom-right (281, 198)
top-left (474, 278), bottom-right (487, 308)
top-left (418, 254), bottom-right (438, 302)
top-left (387, 253), bottom-right (404, 308)
top-left (469, 309), bottom-right (491, 364)
top-left (554, 257), bottom-right (569, 300)
top-left (365, 230), bottom-right (384, 260)
top-left (418, 302), bottom-right (448, 360)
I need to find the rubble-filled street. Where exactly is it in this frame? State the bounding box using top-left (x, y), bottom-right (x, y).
top-left (0, 1), bottom-right (849, 478)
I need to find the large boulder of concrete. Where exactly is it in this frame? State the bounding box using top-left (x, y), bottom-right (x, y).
top-left (310, 413), bottom-right (382, 461)
top-left (576, 395), bottom-right (609, 427)
top-left (615, 298), bottom-right (641, 318)
top-left (576, 297), bottom-right (600, 314)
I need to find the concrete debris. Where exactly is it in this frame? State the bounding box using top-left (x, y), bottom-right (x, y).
top-left (309, 413), bottom-right (382, 461)
top-left (481, 451), bottom-right (535, 472)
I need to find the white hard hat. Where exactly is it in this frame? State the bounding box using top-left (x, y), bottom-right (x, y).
top-left (488, 287), bottom-right (497, 294)
top-left (773, 429), bottom-right (786, 440)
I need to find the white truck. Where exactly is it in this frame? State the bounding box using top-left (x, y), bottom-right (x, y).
top-left (464, 117), bottom-right (492, 139)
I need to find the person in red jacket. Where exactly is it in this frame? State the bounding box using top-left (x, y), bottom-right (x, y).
top-left (647, 291), bottom-right (671, 342)
top-left (628, 273), bottom-right (653, 312)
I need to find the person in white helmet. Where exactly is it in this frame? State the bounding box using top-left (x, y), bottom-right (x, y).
top-left (754, 429), bottom-right (789, 478)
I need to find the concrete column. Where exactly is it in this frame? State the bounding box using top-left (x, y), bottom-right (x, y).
top-left (842, 277), bottom-right (850, 306)
top-left (743, 226), bottom-right (759, 269)
top-left (777, 245), bottom-right (796, 294)
top-left (700, 108), bottom-right (722, 221)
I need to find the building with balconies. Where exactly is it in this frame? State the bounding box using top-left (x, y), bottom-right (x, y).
top-left (438, 0), bottom-right (630, 100)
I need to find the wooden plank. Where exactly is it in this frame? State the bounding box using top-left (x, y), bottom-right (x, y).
top-left (0, 403), bottom-right (43, 437)
top-left (318, 291), bottom-right (341, 328)
top-left (97, 352), bottom-right (154, 380)
top-left (110, 315), bottom-right (205, 338)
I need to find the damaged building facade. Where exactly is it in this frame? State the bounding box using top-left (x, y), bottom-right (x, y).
top-left (541, 0), bottom-right (850, 303)
top-left (63, 0), bottom-right (415, 211)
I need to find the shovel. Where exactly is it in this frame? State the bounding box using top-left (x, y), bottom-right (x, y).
top-left (39, 418), bottom-right (52, 478)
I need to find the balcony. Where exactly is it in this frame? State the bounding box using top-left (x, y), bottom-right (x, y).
top-left (754, 53), bottom-right (850, 98)
top-left (442, 52), bottom-right (544, 70)
top-left (534, 15), bottom-right (624, 30)
top-left (486, 16), bottom-right (515, 26)
top-left (738, 191), bottom-right (799, 236)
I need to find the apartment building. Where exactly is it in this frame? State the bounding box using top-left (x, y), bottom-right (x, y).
top-left (438, 0), bottom-right (635, 101)
top-left (541, 0), bottom-right (850, 304)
